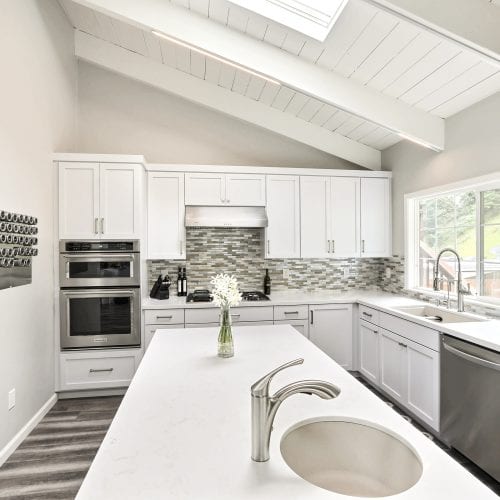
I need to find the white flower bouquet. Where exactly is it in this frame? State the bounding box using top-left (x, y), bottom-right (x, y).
top-left (211, 274), bottom-right (242, 357)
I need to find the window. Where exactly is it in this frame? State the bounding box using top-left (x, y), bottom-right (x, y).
top-left (227, 0), bottom-right (349, 42)
top-left (407, 176), bottom-right (500, 302)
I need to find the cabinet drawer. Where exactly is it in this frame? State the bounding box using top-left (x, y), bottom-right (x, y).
top-left (185, 306), bottom-right (273, 324)
top-left (274, 305), bottom-right (308, 321)
top-left (144, 309), bottom-right (185, 325)
top-left (379, 312), bottom-right (439, 351)
top-left (359, 305), bottom-right (379, 325)
top-left (60, 351), bottom-right (139, 391)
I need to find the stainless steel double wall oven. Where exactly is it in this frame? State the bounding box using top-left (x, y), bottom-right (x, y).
top-left (59, 240), bottom-right (141, 349)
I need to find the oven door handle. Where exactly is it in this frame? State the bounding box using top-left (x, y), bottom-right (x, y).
top-left (61, 289), bottom-right (137, 298)
top-left (62, 254), bottom-right (136, 261)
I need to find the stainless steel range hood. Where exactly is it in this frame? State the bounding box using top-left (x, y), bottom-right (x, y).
top-left (185, 206), bottom-right (268, 228)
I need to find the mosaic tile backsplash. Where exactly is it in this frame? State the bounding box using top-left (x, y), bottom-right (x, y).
top-left (148, 228), bottom-right (388, 292)
top-left (147, 228), bottom-right (500, 318)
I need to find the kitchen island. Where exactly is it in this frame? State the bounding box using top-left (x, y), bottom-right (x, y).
top-left (76, 325), bottom-right (497, 499)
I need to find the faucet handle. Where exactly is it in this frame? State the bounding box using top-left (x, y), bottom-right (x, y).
top-left (251, 358), bottom-right (304, 397)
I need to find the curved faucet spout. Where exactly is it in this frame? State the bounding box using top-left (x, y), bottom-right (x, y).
top-left (251, 362), bottom-right (340, 462)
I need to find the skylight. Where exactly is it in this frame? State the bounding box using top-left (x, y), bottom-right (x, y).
top-left (228, 0), bottom-right (349, 42)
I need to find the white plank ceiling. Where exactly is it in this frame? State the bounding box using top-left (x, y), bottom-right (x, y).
top-left (59, 0), bottom-right (499, 156)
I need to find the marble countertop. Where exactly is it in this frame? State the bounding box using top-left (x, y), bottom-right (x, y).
top-left (143, 290), bottom-right (500, 352)
top-left (76, 325), bottom-right (497, 500)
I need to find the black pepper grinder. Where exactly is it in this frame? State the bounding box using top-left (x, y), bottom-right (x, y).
top-left (264, 268), bottom-right (271, 296)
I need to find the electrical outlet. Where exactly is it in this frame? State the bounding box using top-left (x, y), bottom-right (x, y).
top-left (385, 267), bottom-right (392, 279)
top-left (283, 268), bottom-right (290, 280)
top-left (8, 389), bottom-right (15, 411)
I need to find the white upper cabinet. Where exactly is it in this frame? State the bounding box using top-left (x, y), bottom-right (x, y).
top-left (147, 172), bottom-right (185, 259)
top-left (265, 175), bottom-right (300, 258)
top-left (226, 174), bottom-right (266, 206)
top-left (300, 176), bottom-right (330, 258)
top-left (59, 162), bottom-right (142, 240)
top-left (360, 178), bottom-right (391, 257)
top-left (100, 164), bottom-right (141, 239)
top-left (185, 173), bottom-right (226, 206)
top-left (59, 162), bottom-right (100, 239)
top-left (185, 173), bottom-right (265, 206)
top-left (330, 177), bottom-right (360, 258)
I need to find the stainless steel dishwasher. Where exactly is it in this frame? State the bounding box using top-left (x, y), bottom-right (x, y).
top-left (441, 335), bottom-right (500, 482)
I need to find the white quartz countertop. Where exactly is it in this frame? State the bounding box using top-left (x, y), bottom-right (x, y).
top-left (76, 325), bottom-right (497, 500)
top-left (143, 290), bottom-right (500, 352)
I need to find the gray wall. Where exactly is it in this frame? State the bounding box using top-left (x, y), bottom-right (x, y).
top-left (77, 62), bottom-right (362, 169)
top-left (0, 1), bottom-right (77, 452)
top-left (383, 92), bottom-right (500, 256)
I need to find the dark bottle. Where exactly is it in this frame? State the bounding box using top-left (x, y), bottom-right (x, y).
top-left (264, 269), bottom-right (271, 295)
top-left (181, 267), bottom-right (188, 296)
top-left (177, 267), bottom-right (183, 296)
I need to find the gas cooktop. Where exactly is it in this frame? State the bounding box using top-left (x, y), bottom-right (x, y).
top-left (241, 291), bottom-right (270, 301)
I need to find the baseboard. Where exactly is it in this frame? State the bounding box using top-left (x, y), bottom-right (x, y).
top-left (58, 388), bottom-right (127, 399)
top-left (0, 393), bottom-right (57, 467)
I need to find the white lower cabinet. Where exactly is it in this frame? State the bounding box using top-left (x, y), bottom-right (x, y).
top-left (59, 349), bottom-right (142, 391)
top-left (358, 310), bottom-right (440, 431)
top-left (379, 328), bottom-right (407, 404)
top-left (359, 320), bottom-right (380, 384)
top-left (274, 319), bottom-right (309, 338)
top-left (406, 338), bottom-right (440, 430)
top-left (309, 304), bottom-right (353, 369)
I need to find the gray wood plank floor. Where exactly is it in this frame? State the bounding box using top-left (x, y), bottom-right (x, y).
top-left (0, 396), bottom-right (122, 500)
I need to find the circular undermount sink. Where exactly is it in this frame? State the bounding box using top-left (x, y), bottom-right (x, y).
top-left (280, 418), bottom-right (423, 498)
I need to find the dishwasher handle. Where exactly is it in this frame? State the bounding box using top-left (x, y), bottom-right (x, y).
top-left (443, 341), bottom-right (500, 372)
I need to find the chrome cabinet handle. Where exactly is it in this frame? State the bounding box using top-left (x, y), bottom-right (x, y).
top-left (231, 314), bottom-right (240, 318)
top-left (310, 310), bottom-right (314, 325)
top-left (362, 240), bottom-right (365, 253)
top-left (94, 218), bottom-right (99, 234)
top-left (398, 342), bottom-right (407, 348)
top-left (101, 218), bottom-right (105, 234)
top-left (331, 240), bottom-right (335, 253)
top-left (284, 311), bottom-right (299, 315)
top-left (89, 368), bottom-right (114, 373)
top-left (362, 312), bottom-right (373, 318)
top-left (267, 240), bottom-right (270, 254)
top-left (156, 315), bottom-right (173, 320)
top-left (180, 240), bottom-right (183, 254)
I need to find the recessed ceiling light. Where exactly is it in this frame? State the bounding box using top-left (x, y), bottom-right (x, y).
top-left (227, 0), bottom-right (349, 42)
top-left (152, 31), bottom-right (281, 86)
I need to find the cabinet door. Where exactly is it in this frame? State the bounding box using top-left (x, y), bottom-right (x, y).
top-left (100, 163), bottom-right (142, 239)
top-left (379, 328), bottom-right (407, 404)
top-left (300, 177), bottom-right (330, 258)
top-left (185, 173), bottom-right (225, 205)
top-left (274, 319), bottom-right (309, 338)
top-left (359, 320), bottom-right (380, 385)
top-left (360, 178), bottom-right (391, 257)
top-left (405, 339), bottom-right (440, 431)
top-left (265, 176), bottom-right (300, 258)
top-left (147, 172), bottom-right (185, 259)
top-left (330, 177), bottom-right (360, 257)
top-left (309, 305), bottom-right (353, 369)
top-left (59, 162), bottom-right (100, 239)
top-left (226, 174), bottom-right (266, 206)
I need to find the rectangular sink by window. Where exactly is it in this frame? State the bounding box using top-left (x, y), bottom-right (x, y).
top-left (393, 305), bottom-right (486, 324)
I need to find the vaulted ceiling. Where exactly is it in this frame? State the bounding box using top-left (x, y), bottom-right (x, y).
top-left (59, 0), bottom-right (500, 169)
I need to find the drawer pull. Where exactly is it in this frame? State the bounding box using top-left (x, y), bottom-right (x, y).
top-left (89, 368), bottom-right (114, 373)
top-left (230, 314), bottom-right (240, 318)
top-left (156, 315), bottom-right (173, 320)
top-left (284, 311), bottom-right (299, 315)
top-left (398, 342), bottom-right (407, 348)
top-left (362, 312), bottom-right (373, 318)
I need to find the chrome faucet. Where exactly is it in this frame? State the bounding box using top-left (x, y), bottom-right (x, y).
top-left (251, 358), bottom-right (340, 462)
top-left (433, 248), bottom-right (471, 313)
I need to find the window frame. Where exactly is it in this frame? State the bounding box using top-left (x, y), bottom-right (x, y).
top-left (405, 172), bottom-right (500, 306)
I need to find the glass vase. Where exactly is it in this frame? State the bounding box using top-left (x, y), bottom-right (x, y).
top-left (218, 307), bottom-right (234, 358)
